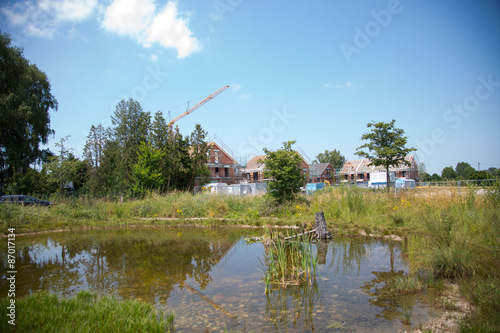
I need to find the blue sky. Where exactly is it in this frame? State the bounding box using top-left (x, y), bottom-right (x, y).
top-left (1, 0), bottom-right (499, 175)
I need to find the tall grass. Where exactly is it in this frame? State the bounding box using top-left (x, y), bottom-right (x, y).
top-left (259, 228), bottom-right (318, 293)
top-left (0, 290), bottom-right (173, 333)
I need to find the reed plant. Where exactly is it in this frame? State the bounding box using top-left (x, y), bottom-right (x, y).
top-left (259, 228), bottom-right (318, 293)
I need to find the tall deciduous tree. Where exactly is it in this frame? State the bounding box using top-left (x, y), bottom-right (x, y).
top-left (132, 141), bottom-right (166, 196)
top-left (45, 136), bottom-right (80, 201)
top-left (0, 32), bottom-right (58, 179)
top-left (356, 120), bottom-right (416, 192)
top-left (314, 149), bottom-right (345, 169)
top-left (263, 141), bottom-right (305, 204)
top-left (441, 166), bottom-right (457, 180)
top-left (455, 162), bottom-right (475, 179)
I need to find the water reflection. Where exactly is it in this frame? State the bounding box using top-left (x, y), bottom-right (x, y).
top-left (0, 228), bottom-right (246, 303)
top-left (0, 228), bottom-right (434, 332)
top-left (265, 278), bottom-right (322, 332)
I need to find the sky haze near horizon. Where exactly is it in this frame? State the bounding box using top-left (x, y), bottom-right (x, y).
top-left (1, 0), bottom-right (499, 175)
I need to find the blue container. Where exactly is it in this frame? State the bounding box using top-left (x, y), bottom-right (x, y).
top-left (306, 183), bottom-right (325, 194)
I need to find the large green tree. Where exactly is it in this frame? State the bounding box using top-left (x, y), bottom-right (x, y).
top-left (108, 99), bottom-right (151, 191)
top-left (356, 120), bottom-right (416, 192)
top-left (441, 166), bottom-right (457, 180)
top-left (455, 162), bottom-right (475, 179)
top-left (83, 124), bottom-right (108, 195)
top-left (132, 141), bottom-right (166, 196)
top-left (0, 32), bottom-right (58, 179)
top-left (263, 141), bottom-right (305, 204)
top-left (313, 149), bottom-right (345, 169)
top-left (45, 136), bottom-right (81, 201)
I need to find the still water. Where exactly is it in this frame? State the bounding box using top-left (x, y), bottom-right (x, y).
top-left (0, 227), bottom-right (437, 332)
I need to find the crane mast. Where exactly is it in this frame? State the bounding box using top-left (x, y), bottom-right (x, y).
top-left (168, 85), bottom-right (230, 128)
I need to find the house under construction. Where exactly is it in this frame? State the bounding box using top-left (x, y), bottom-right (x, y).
top-left (204, 135), bottom-right (242, 185)
top-left (241, 152), bottom-right (311, 184)
top-left (339, 155), bottom-right (419, 185)
top-left (309, 163), bottom-right (338, 184)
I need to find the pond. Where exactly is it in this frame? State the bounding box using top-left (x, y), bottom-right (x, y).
top-left (0, 227), bottom-right (438, 332)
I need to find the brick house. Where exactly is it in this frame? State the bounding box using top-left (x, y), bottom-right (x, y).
top-left (241, 153), bottom-right (310, 184)
top-left (339, 156), bottom-right (419, 184)
top-left (205, 141), bottom-right (240, 185)
top-left (309, 163), bottom-right (337, 184)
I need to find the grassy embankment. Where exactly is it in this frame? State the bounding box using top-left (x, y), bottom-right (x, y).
top-left (1, 184), bottom-right (499, 331)
top-left (0, 290), bottom-right (174, 333)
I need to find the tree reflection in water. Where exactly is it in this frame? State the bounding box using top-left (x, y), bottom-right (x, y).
top-left (359, 241), bottom-right (417, 325)
top-left (0, 228), bottom-right (245, 305)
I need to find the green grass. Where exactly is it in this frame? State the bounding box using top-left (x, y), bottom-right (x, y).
top-left (459, 278), bottom-right (500, 333)
top-left (392, 275), bottom-right (424, 294)
top-left (0, 290), bottom-right (173, 333)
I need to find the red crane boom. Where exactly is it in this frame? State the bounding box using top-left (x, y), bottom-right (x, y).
top-left (168, 85), bottom-right (230, 127)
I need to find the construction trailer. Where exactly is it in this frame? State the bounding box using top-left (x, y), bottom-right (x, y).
top-left (198, 182), bottom-right (267, 196)
top-left (306, 182), bottom-right (325, 194)
top-left (395, 178), bottom-right (416, 189)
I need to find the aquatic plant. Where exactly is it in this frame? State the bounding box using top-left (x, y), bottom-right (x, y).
top-left (259, 228), bottom-right (319, 293)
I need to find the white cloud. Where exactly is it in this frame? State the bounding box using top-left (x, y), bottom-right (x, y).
top-left (335, 80), bottom-right (354, 89)
top-left (240, 93), bottom-right (251, 99)
top-left (102, 0), bottom-right (155, 38)
top-left (150, 54), bottom-right (158, 62)
top-left (1, 0), bottom-right (200, 59)
top-left (231, 83), bottom-right (241, 91)
top-left (102, 0), bottom-right (200, 58)
top-left (1, 0), bottom-right (97, 38)
top-left (323, 83), bottom-right (331, 88)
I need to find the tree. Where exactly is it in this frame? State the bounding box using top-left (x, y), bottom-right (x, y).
top-left (314, 149), bottom-right (345, 169)
top-left (110, 99), bottom-right (151, 187)
top-left (187, 124), bottom-right (209, 191)
top-left (263, 141), bottom-right (305, 204)
top-left (132, 141), bottom-right (166, 196)
top-left (418, 162), bottom-right (430, 181)
top-left (441, 166), bottom-right (457, 180)
top-left (0, 32), bottom-right (58, 179)
top-left (356, 120), bottom-right (416, 192)
top-left (455, 162), bottom-right (475, 179)
top-left (45, 136), bottom-right (81, 201)
top-left (83, 124), bottom-right (108, 195)
top-left (430, 173), bottom-right (441, 181)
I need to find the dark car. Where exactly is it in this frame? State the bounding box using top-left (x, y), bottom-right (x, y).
top-left (0, 195), bottom-right (53, 207)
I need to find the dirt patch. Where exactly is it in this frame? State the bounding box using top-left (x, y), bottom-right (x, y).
top-left (414, 282), bottom-right (472, 333)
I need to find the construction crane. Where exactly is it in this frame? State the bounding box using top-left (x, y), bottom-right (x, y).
top-left (167, 85), bottom-right (230, 128)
